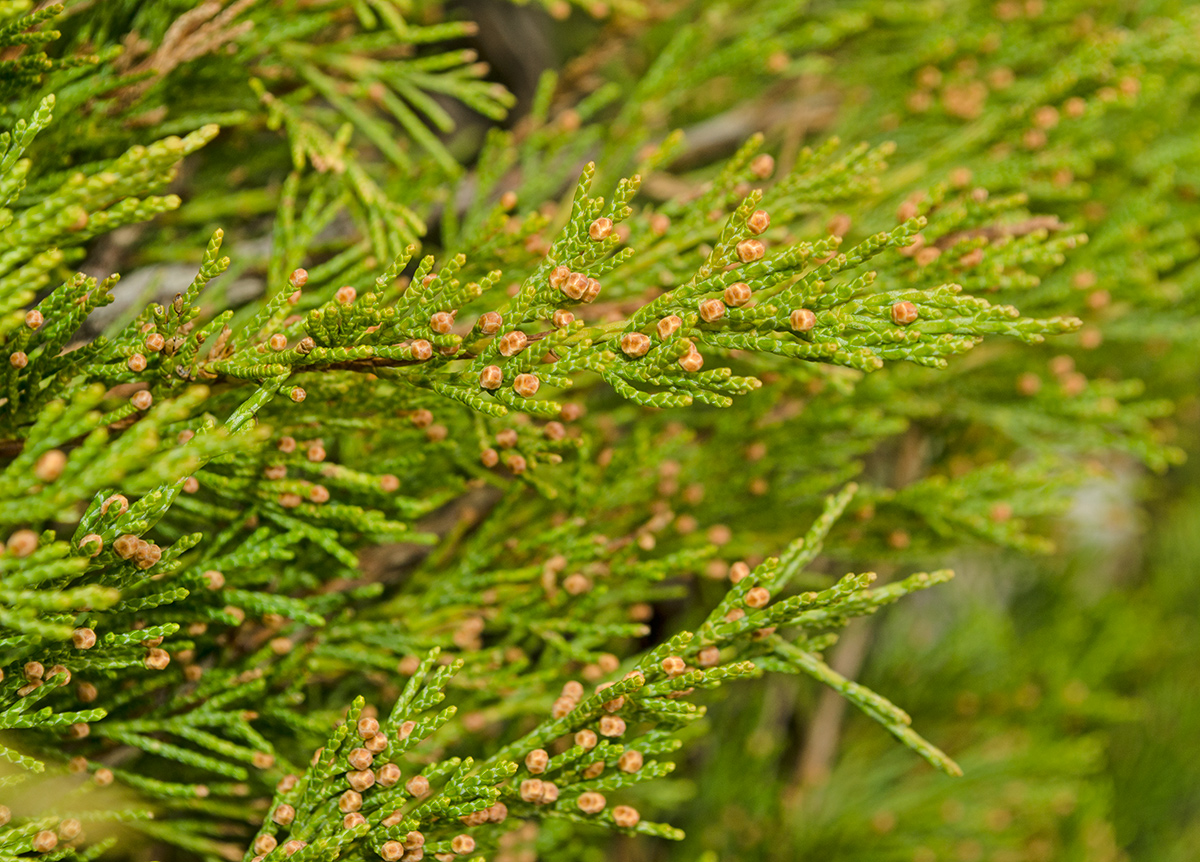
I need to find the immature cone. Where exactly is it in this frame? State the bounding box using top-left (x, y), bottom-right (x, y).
top-left (478, 311), bottom-right (503, 334)
top-left (451, 835), bottom-right (476, 854)
top-left (789, 308), bottom-right (816, 332)
top-left (678, 345), bottom-right (704, 372)
top-left (581, 277), bottom-right (602, 302)
top-left (547, 265), bottom-right (570, 290)
top-left (290, 387), bottom-right (306, 403)
top-left (612, 805), bottom-right (641, 828)
top-left (273, 804), bottom-right (296, 826)
top-left (479, 365), bottom-right (503, 390)
top-left (519, 779), bottom-right (545, 803)
top-left (723, 282), bottom-right (752, 306)
top-left (698, 646), bottom-right (720, 667)
top-left (745, 586), bottom-right (771, 608)
top-left (575, 729), bottom-right (598, 749)
top-left (750, 153), bottom-right (775, 179)
top-left (73, 628), bottom-right (96, 649)
top-left (377, 762), bottom-right (401, 786)
top-left (746, 209), bottom-right (771, 235)
top-left (131, 390), bottom-right (153, 410)
top-left (9, 351), bottom-right (27, 368)
top-left (736, 239), bottom-right (765, 262)
top-left (406, 775), bottom-right (430, 797)
top-left (588, 217), bottom-right (613, 241)
top-left (145, 333), bottom-right (165, 352)
top-left (339, 790), bottom-right (363, 812)
top-left (430, 311), bottom-right (454, 334)
top-left (336, 285), bottom-right (357, 304)
top-left (381, 841), bottom-right (404, 861)
top-left (620, 332), bottom-right (651, 357)
top-left (32, 831), bottom-right (58, 853)
top-left (513, 373), bottom-right (540, 398)
top-left (552, 308), bottom-right (575, 328)
top-left (577, 792), bottom-right (606, 814)
top-left (347, 769), bottom-right (375, 792)
top-left (599, 715), bottom-right (626, 737)
top-left (269, 334), bottom-right (287, 351)
top-left (347, 748), bottom-right (373, 770)
top-left (525, 748), bottom-right (549, 774)
top-left (127, 353), bottom-right (147, 372)
top-left (497, 330), bottom-right (528, 356)
top-left (891, 301), bottom-right (919, 325)
top-left (562, 271), bottom-right (588, 300)
top-left (661, 655), bottom-right (686, 676)
top-left (618, 749), bottom-right (644, 773)
top-left (698, 298), bottom-right (726, 323)
top-left (657, 315), bottom-right (682, 340)
top-left (144, 648), bottom-right (170, 670)
top-left (410, 339), bottom-right (433, 361)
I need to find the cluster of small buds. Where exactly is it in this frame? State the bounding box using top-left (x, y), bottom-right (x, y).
top-left (552, 679), bottom-right (584, 718)
top-left (112, 534), bottom-right (163, 570)
top-left (588, 217), bottom-right (613, 241)
top-left (890, 301), bottom-right (919, 325)
top-left (723, 282), bottom-right (752, 306)
top-left (549, 265), bottom-right (602, 302)
top-left (519, 778), bottom-right (559, 803)
top-left (577, 791), bottom-right (607, 814)
top-left (698, 298), bottom-right (726, 323)
top-left (620, 332), bottom-right (651, 357)
top-left (789, 308), bottom-right (816, 332)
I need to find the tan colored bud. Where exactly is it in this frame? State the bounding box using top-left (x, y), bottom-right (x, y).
top-left (582, 277), bottom-right (602, 303)
top-left (406, 774), bottom-right (430, 797)
top-left (723, 282), bottom-right (752, 306)
top-left (381, 841), bottom-right (404, 861)
top-left (145, 333), bottom-right (165, 352)
top-left (745, 586), bottom-right (771, 609)
top-left (747, 210), bottom-right (770, 234)
top-left (430, 311), bottom-right (454, 334)
top-left (613, 805), bottom-right (641, 828)
top-left (890, 301), bottom-right (919, 325)
top-left (410, 339), bottom-right (433, 361)
top-left (144, 648), bottom-right (170, 670)
top-left (377, 762), bottom-right (401, 786)
top-left (32, 831), bottom-right (58, 852)
top-left (656, 315), bottom-right (682, 340)
top-left (477, 311), bottom-right (503, 335)
top-left (599, 715), bottom-right (626, 737)
top-left (498, 330), bottom-right (528, 356)
top-left (750, 153), bottom-right (775, 179)
top-left (479, 365), bottom-right (503, 389)
top-left (289, 387), bottom-right (306, 403)
top-left (552, 308), bottom-right (575, 328)
top-left (73, 628), bottom-right (97, 649)
top-left (273, 804), bottom-right (296, 826)
top-left (736, 239), bottom-right (765, 263)
top-left (574, 729), bottom-right (598, 749)
top-left (519, 778), bottom-right (545, 803)
top-left (346, 769), bottom-right (375, 792)
top-left (678, 346), bottom-right (704, 373)
top-left (577, 792), bottom-right (606, 814)
top-left (661, 656), bottom-right (686, 676)
top-left (9, 351), bottom-right (27, 368)
top-left (131, 390), bottom-right (153, 410)
top-left (336, 286), bottom-right (357, 304)
top-left (451, 835), bottom-right (476, 854)
top-left (347, 748), bottom-right (373, 770)
top-left (789, 308), bottom-right (817, 332)
top-left (588, 217), bottom-right (613, 241)
top-left (562, 271), bottom-right (588, 301)
top-left (269, 334), bottom-right (288, 351)
top-left (698, 298), bottom-right (726, 323)
top-left (513, 373), bottom-right (540, 398)
top-left (525, 749), bottom-right (550, 774)
top-left (618, 749), bottom-right (644, 773)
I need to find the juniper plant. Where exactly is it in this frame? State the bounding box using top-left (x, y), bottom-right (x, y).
top-left (0, 2), bottom-right (1190, 861)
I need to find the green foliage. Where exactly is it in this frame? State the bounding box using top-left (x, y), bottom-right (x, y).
top-left (0, 1), bottom-right (1195, 860)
